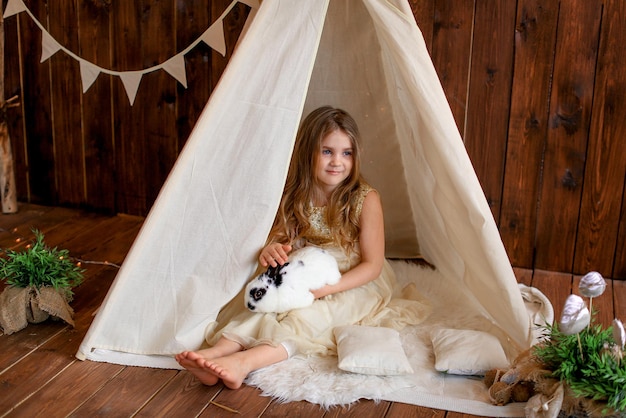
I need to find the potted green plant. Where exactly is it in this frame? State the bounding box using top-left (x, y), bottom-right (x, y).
top-left (532, 272), bottom-right (625, 417)
top-left (532, 317), bottom-right (625, 417)
top-left (485, 272), bottom-right (625, 418)
top-left (0, 229), bottom-right (84, 335)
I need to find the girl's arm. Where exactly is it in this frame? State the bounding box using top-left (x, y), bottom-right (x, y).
top-left (311, 190), bottom-right (385, 299)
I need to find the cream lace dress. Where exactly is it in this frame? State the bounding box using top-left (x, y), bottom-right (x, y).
top-left (205, 183), bottom-right (431, 357)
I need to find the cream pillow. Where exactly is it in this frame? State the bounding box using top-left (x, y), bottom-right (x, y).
top-left (334, 325), bottom-right (414, 375)
top-left (430, 328), bottom-right (509, 376)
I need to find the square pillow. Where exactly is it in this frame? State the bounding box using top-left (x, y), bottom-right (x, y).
top-left (333, 325), bottom-right (414, 375)
top-left (430, 328), bottom-right (509, 376)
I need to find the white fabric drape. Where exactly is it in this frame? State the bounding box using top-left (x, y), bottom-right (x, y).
top-left (78, 1), bottom-right (550, 415)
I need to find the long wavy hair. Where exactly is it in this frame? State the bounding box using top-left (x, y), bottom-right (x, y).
top-left (269, 106), bottom-right (364, 253)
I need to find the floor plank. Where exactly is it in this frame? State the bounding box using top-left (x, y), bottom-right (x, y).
top-left (0, 321), bottom-right (67, 372)
top-left (66, 367), bottom-right (178, 417)
top-left (261, 399), bottom-right (327, 417)
top-left (385, 403), bottom-right (447, 418)
top-left (325, 401), bottom-right (391, 417)
top-left (0, 326), bottom-right (84, 411)
top-left (4, 360), bottom-right (125, 417)
top-left (0, 206), bottom-right (92, 249)
top-left (133, 372), bottom-right (221, 417)
top-left (0, 204), bottom-right (57, 243)
top-left (200, 384), bottom-right (272, 417)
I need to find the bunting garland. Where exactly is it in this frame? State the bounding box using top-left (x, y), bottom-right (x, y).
top-left (3, 0), bottom-right (260, 105)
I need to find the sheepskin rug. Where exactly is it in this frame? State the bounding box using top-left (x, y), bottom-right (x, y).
top-left (245, 354), bottom-right (415, 408)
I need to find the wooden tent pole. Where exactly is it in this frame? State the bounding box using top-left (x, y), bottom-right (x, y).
top-left (0, 5), bottom-right (18, 214)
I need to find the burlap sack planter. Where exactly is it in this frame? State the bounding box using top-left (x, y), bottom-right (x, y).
top-left (0, 286), bottom-right (75, 335)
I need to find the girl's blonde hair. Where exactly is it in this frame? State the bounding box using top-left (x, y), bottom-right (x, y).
top-left (269, 106), bottom-right (364, 253)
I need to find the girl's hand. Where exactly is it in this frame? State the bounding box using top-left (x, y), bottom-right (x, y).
top-left (311, 284), bottom-right (333, 300)
top-left (259, 243), bottom-right (292, 267)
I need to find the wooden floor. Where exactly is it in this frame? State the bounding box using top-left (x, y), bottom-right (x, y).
top-left (0, 203), bottom-right (624, 418)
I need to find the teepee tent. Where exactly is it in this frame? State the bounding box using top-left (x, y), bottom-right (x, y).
top-left (78, 0), bottom-right (551, 415)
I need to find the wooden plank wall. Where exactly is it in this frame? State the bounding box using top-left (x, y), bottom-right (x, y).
top-left (3, 0), bottom-right (626, 280)
top-left (2, 0), bottom-right (248, 215)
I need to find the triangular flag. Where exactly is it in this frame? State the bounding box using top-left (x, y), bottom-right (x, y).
top-left (79, 61), bottom-right (102, 93)
top-left (119, 72), bottom-right (143, 106)
top-left (238, 0), bottom-right (260, 8)
top-left (200, 20), bottom-right (226, 56)
top-left (3, 0), bottom-right (27, 18)
top-left (40, 31), bottom-right (62, 62)
top-left (162, 54), bottom-right (187, 88)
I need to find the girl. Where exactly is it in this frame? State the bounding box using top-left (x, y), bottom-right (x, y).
top-left (176, 106), bottom-right (429, 389)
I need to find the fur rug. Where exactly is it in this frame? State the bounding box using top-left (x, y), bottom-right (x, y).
top-left (245, 354), bottom-right (415, 408)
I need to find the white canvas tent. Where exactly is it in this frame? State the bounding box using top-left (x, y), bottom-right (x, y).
top-left (77, 0), bottom-right (552, 415)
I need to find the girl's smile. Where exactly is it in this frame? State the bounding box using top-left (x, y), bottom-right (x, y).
top-left (315, 129), bottom-right (354, 196)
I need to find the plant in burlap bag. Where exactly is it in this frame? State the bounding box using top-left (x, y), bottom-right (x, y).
top-left (0, 230), bottom-right (84, 335)
top-left (485, 272), bottom-right (626, 418)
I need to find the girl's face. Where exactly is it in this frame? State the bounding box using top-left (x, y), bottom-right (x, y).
top-left (315, 129), bottom-right (354, 196)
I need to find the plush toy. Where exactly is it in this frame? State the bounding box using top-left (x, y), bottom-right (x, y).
top-left (245, 246), bottom-right (341, 313)
top-left (484, 348), bottom-right (617, 418)
top-left (484, 348), bottom-right (555, 408)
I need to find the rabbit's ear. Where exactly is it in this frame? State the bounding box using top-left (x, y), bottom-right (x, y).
top-left (267, 265), bottom-right (280, 278)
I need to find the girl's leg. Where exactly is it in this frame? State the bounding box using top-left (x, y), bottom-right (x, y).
top-left (176, 337), bottom-right (243, 363)
top-left (175, 337), bottom-right (244, 386)
top-left (200, 343), bottom-right (288, 389)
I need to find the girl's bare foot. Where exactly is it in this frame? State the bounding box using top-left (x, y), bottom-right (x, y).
top-left (200, 355), bottom-right (250, 389)
top-left (176, 342), bottom-right (287, 389)
top-left (175, 351), bottom-right (220, 386)
top-left (175, 350), bottom-right (203, 365)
